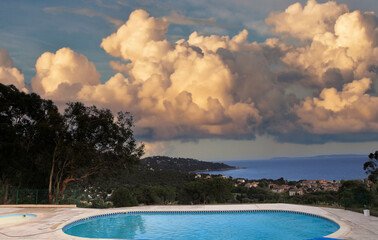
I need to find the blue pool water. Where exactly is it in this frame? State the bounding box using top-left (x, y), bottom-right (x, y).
top-left (63, 211), bottom-right (340, 240)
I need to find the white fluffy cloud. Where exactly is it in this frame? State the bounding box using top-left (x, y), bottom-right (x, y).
top-left (269, 0), bottom-right (378, 135)
top-left (101, 9), bottom-right (171, 61)
top-left (26, 1), bottom-right (377, 142)
top-left (266, 0), bottom-right (349, 40)
top-left (296, 78), bottom-right (378, 133)
top-left (80, 9), bottom-right (276, 140)
top-left (143, 141), bottom-right (171, 157)
top-left (31, 47), bottom-right (101, 102)
top-left (0, 49), bottom-right (27, 92)
top-left (269, 0), bottom-right (377, 89)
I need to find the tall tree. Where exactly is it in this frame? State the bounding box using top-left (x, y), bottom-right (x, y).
top-left (0, 83), bottom-right (144, 204)
top-left (48, 102), bottom-right (144, 203)
top-left (364, 151), bottom-right (378, 183)
top-left (0, 84), bottom-right (26, 202)
top-left (0, 84), bottom-right (61, 202)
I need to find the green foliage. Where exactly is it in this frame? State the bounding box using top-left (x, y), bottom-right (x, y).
top-left (339, 180), bottom-right (367, 192)
top-left (0, 83), bottom-right (144, 204)
top-left (288, 181), bottom-right (297, 186)
top-left (258, 182), bottom-right (267, 188)
top-left (274, 177), bottom-right (287, 185)
top-left (180, 178), bottom-right (233, 204)
top-left (133, 185), bottom-right (176, 205)
top-left (60, 102), bottom-right (144, 181)
top-left (247, 187), bottom-right (280, 203)
top-left (364, 151), bottom-right (378, 183)
top-left (1, 85), bottom-right (375, 209)
top-left (112, 189), bottom-right (138, 207)
top-left (141, 156), bottom-right (236, 172)
top-left (287, 191), bottom-right (338, 205)
top-left (0, 83), bottom-right (62, 198)
top-left (339, 180), bottom-right (371, 208)
top-left (123, 169), bottom-right (195, 187)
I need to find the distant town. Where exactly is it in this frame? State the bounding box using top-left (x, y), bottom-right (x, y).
top-left (143, 156), bottom-right (373, 197)
top-left (194, 173), bottom-right (373, 196)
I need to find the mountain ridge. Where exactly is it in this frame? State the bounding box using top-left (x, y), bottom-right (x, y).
top-left (141, 156), bottom-right (237, 172)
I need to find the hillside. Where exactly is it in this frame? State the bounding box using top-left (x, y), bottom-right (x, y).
top-left (141, 156), bottom-right (237, 172)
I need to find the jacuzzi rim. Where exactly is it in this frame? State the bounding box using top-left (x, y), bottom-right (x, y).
top-left (0, 213), bottom-right (37, 218)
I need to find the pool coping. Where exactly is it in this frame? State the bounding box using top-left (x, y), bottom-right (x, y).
top-left (0, 204), bottom-right (377, 240)
top-left (0, 205), bottom-right (76, 208)
top-left (62, 209), bottom-right (344, 239)
top-left (56, 204), bottom-right (351, 240)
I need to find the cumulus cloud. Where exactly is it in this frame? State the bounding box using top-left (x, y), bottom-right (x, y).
top-left (143, 141), bottom-right (171, 157)
top-left (270, 0), bottom-right (377, 89)
top-left (296, 78), bottom-right (378, 133)
top-left (268, 0), bottom-right (378, 139)
top-left (87, 9), bottom-right (278, 140)
top-left (31, 47), bottom-right (101, 102)
top-left (29, 1), bottom-right (378, 143)
top-left (101, 9), bottom-right (170, 61)
top-left (0, 48), bottom-right (27, 92)
top-left (266, 0), bottom-right (349, 40)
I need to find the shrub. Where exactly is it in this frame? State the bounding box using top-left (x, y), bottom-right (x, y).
top-left (112, 189), bottom-right (138, 207)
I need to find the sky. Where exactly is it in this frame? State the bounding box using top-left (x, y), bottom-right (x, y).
top-left (0, 0), bottom-right (377, 161)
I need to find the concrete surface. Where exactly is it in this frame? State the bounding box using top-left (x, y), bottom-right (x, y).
top-left (0, 205), bottom-right (76, 208)
top-left (0, 204), bottom-right (377, 240)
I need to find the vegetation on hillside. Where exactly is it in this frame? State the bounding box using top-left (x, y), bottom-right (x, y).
top-left (1, 83), bottom-right (377, 215)
top-left (141, 156), bottom-right (236, 172)
top-left (364, 151), bottom-right (378, 183)
top-left (0, 83), bottom-right (144, 203)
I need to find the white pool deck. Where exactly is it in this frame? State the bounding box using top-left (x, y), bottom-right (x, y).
top-left (0, 204), bottom-right (377, 240)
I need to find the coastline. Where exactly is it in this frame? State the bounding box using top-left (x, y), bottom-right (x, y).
top-left (193, 166), bottom-right (240, 173)
top-left (201, 156), bottom-right (367, 181)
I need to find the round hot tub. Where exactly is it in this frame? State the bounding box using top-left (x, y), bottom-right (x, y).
top-left (0, 214), bottom-right (37, 226)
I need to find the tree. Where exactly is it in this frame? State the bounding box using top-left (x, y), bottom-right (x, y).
top-left (0, 83), bottom-right (144, 204)
top-left (112, 188), bottom-right (138, 207)
top-left (339, 180), bottom-right (370, 208)
top-left (0, 84), bottom-right (61, 203)
top-left (364, 151), bottom-right (378, 183)
top-left (180, 178), bottom-right (233, 204)
top-left (0, 84), bottom-right (29, 202)
top-left (48, 102), bottom-right (144, 203)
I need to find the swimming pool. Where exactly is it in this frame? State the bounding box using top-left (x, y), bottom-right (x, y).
top-left (0, 214), bottom-right (37, 226)
top-left (63, 210), bottom-right (339, 240)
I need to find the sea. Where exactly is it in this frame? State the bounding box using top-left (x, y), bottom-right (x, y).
top-left (202, 154), bottom-right (369, 181)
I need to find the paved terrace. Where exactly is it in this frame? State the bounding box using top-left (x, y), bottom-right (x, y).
top-left (0, 204), bottom-right (377, 240)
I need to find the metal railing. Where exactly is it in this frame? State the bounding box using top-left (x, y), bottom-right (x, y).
top-left (1, 188), bottom-right (377, 215)
top-left (0, 189), bottom-right (81, 205)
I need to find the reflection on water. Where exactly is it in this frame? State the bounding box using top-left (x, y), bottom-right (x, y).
top-left (64, 212), bottom-right (339, 240)
top-left (65, 214), bottom-right (146, 239)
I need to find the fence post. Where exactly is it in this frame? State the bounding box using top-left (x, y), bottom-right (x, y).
top-left (74, 189), bottom-right (76, 205)
top-left (35, 190), bottom-right (38, 204)
top-left (56, 190), bottom-right (58, 205)
top-left (78, 189), bottom-right (81, 207)
top-left (16, 190), bottom-right (19, 205)
top-left (343, 191), bottom-right (346, 210)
